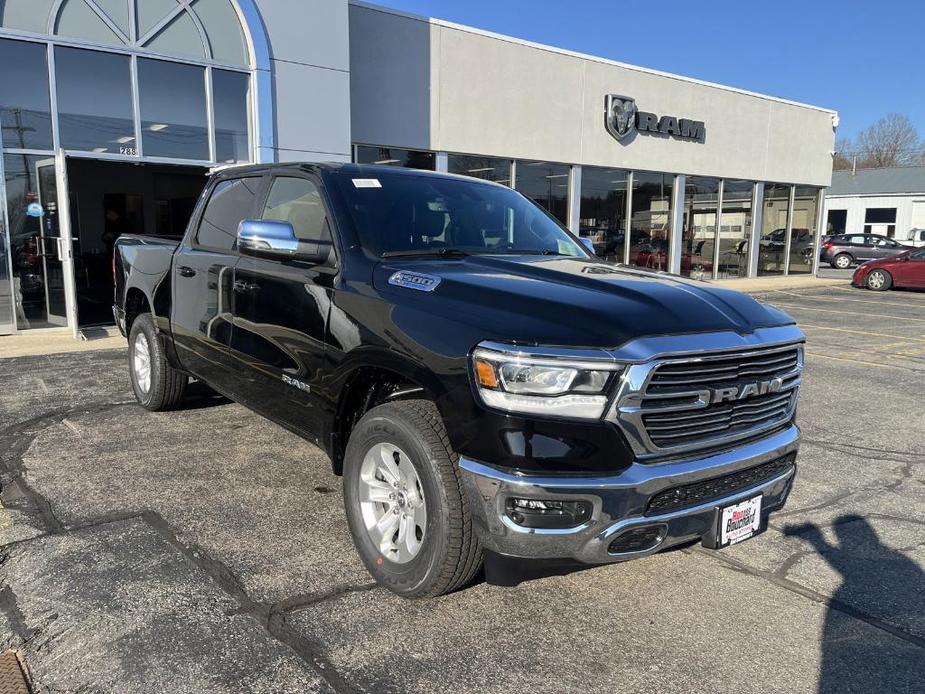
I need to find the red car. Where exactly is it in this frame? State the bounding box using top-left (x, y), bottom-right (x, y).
top-left (852, 248), bottom-right (925, 291)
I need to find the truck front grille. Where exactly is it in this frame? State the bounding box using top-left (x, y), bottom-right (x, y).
top-left (645, 454), bottom-right (796, 515)
top-left (611, 342), bottom-right (803, 458)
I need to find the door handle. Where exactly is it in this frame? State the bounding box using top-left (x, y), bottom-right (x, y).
top-left (234, 279), bottom-right (260, 294)
top-left (178, 265), bottom-right (196, 278)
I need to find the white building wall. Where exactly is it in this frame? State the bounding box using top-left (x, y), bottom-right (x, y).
top-left (255, 0), bottom-right (352, 162)
top-left (823, 194), bottom-right (925, 240)
top-left (348, 2), bottom-right (835, 187)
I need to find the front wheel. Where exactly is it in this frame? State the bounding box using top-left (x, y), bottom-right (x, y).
top-left (866, 269), bottom-right (892, 291)
top-left (128, 314), bottom-right (188, 411)
top-left (343, 400), bottom-right (483, 598)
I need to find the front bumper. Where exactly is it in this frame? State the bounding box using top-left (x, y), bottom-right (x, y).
top-left (460, 424), bottom-right (798, 564)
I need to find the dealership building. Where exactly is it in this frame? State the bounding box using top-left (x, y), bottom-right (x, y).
top-left (0, 0), bottom-right (836, 337)
top-left (824, 166), bottom-right (925, 244)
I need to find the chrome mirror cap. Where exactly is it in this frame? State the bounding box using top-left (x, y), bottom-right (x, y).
top-left (237, 219), bottom-right (298, 258)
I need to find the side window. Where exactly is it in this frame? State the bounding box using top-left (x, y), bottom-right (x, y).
top-left (912, 248), bottom-right (925, 260)
top-left (195, 177), bottom-right (261, 250)
top-left (262, 176), bottom-right (331, 243)
top-left (847, 235), bottom-right (866, 245)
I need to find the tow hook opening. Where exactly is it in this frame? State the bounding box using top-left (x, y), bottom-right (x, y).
top-left (505, 498), bottom-right (592, 530)
top-left (608, 524), bottom-right (668, 555)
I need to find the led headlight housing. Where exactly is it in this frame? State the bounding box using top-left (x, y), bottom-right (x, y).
top-left (471, 343), bottom-right (623, 419)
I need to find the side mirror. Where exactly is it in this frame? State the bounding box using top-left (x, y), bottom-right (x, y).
top-left (237, 220), bottom-right (331, 264)
top-left (580, 237), bottom-right (596, 255)
top-left (238, 219), bottom-right (298, 259)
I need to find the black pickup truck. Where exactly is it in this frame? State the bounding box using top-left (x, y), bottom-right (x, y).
top-left (114, 163), bottom-right (804, 597)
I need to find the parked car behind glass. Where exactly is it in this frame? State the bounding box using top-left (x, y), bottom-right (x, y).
top-left (820, 234), bottom-right (911, 269)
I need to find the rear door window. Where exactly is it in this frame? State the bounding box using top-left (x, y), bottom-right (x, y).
top-left (847, 235), bottom-right (867, 245)
top-left (195, 177), bottom-right (261, 250)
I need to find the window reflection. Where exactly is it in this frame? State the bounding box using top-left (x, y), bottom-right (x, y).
top-left (355, 145), bottom-right (435, 170)
top-left (578, 167), bottom-right (627, 261)
top-left (789, 186), bottom-right (820, 274)
top-left (515, 160), bottom-right (569, 225)
top-left (213, 69), bottom-right (250, 163)
top-left (630, 172), bottom-right (673, 271)
top-left (55, 46), bottom-right (134, 154)
top-left (447, 154), bottom-right (511, 186)
top-left (718, 180), bottom-right (753, 278)
top-left (759, 183), bottom-right (792, 276)
top-left (680, 176), bottom-right (719, 279)
top-left (0, 39), bottom-right (53, 150)
top-left (138, 58), bottom-right (208, 160)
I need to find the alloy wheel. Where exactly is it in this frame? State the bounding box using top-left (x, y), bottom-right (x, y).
top-left (133, 332), bottom-right (152, 393)
top-left (357, 442), bottom-right (427, 564)
top-left (867, 271), bottom-right (885, 289)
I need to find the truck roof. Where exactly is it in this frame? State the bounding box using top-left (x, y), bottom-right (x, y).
top-left (210, 161), bottom-right (509, 188)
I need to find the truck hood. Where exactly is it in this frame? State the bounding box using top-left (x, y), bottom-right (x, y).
top-left (373, 255), bottom-right (795, 350)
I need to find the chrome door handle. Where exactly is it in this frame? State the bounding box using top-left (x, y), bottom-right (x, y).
top-left (178, 266), bottom-right (196, 278)
top-left (234, 279), bottom-right (260, 294)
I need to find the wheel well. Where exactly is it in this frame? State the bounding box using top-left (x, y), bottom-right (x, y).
top-left (332, 366), bottom-right (428, 475)
top-left (124, 288), bottom-right (151, 334)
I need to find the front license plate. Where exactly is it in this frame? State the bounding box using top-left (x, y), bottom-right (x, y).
top-left (719, 495), bottom-right (762, 546)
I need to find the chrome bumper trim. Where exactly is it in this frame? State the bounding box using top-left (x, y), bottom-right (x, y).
top-left (459, 425), bottom-right (799, 563)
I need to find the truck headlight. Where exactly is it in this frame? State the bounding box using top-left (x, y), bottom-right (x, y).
top-left (471, 344), bottom-right (622, 419)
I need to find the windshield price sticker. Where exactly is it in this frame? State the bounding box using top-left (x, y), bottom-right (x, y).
top-left (352, 178), bottom-right (382, 188)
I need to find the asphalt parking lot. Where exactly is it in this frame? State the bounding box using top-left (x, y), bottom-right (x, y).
top-left (1, 283), bottom-right (923, 694)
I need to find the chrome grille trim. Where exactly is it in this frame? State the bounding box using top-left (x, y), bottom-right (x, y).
top-left (608, 338), bottom-right (804, 460)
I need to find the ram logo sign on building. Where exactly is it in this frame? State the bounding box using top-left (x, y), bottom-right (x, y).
top-left (605, 94), bottom-right (705, 143)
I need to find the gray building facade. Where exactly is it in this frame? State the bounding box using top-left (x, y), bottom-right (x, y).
top-left (0, 0), bottom-right (835, 337)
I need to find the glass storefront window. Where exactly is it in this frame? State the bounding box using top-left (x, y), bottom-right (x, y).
top-left (717, 180), bottom-right (753, 279)
top-left (680, 176), bottom-right (719, 279)
top-left (213, 69), bottom-right (251, 164)
top-left (629, 171), bottom-right (673, 271)
top-left (55, 47), bottom-right (134, 154)
top-left (0, 39), bottom-right (53, 151)
top-left (4, 154), bottom-right (58, 329)
top-left (578, 167), bottom-right (627, 261)
top-left (138, 58), bottom-right (209, 160)
top-left (447, 154), bottom-right (512, 186)
top-left (515, 160), bottom-right (569, 225)
top-left (789, 186), bottom-right (820, 274)
top-left (355, 145), bottom-right (435, 170)
top-left (759, 183), bottom-right (792, 276)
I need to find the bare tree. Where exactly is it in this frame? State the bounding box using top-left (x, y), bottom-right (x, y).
top-left (833, 136), bottom-right (855, 171)
top-left (855, 113), bottom-right (921, 168)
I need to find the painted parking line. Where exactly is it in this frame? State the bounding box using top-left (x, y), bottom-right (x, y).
top-left (827, 285), bottom-right (925, 301)
top-left (806, 351), bottom-right (925, 372)
top-left (771, 303), bottom-right (925, 323)
top-left (797, 323), bottom-right (925, 343)
top-left (770, 290), bottom-right (925, 308)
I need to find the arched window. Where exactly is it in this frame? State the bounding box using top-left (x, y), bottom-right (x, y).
top-left (0, 0), bottom-right (249, 66)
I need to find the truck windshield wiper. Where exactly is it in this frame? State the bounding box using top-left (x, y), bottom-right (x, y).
top-left (382, 248), bottom-right (471, 259)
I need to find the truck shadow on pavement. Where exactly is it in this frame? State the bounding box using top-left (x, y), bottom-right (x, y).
top-left (175, 381), bottom-right (231, 411)
top-left (783, 515), bottom-right (925, 694)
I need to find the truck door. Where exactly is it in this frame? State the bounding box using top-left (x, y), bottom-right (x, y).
top-left (230, 174), bottom-right (336, 440)
top-left (171, 176), bottom-right (262, 395)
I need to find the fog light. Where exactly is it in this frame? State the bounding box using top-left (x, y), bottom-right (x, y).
top-left (505, 498), bottom-right (592, 529)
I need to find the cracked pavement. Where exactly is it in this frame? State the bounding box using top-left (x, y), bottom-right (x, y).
top-left (1, 285), bottom-right (923, 693)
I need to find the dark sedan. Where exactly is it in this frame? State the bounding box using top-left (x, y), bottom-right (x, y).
top-left (821, 234), bottom-right (911, 269)
top-left (852, 248), bottom-right (925, 290)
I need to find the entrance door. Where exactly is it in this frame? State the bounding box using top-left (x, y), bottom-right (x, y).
top-left (34, 154), bottom-right (77, 333)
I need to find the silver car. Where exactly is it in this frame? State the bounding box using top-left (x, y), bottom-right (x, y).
top-left (820, 234), bottom-right (911, 269)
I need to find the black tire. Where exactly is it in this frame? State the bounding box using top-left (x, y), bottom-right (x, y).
top-left (343, 399), bottom-right (483, 598)
top-left (832, 253), bottom-right (853, 270)
top-left (128, 313), bottom-right (188, 411)
top-left (866, 269), bottom-right (893, 291)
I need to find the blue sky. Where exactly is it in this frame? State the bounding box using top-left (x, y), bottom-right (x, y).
top-left (376, 0), bottom-right (924, 145)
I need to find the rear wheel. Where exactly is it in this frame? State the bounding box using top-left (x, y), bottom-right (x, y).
top-left (866, 269), bottom-right (892, 291)
top-left (833, 253), bottom-right (853, 269)
top-left (343, 400), bottom-right (483, 598)
top-left (128, 314), bottom-right (188, 411)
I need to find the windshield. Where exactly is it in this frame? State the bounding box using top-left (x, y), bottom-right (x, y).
top-left (331, 170), bottom-right (588, 259)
